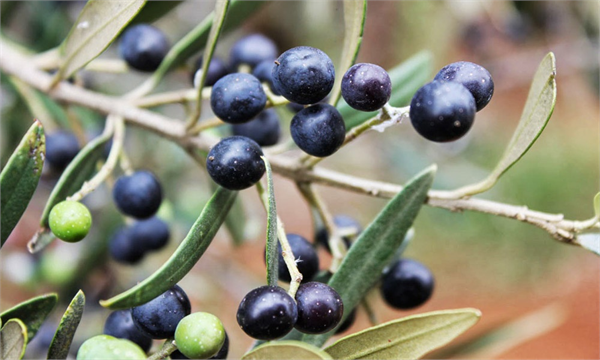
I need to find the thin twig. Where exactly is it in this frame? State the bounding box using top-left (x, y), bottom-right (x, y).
top-left (2, 41), bottom-right (597, 247)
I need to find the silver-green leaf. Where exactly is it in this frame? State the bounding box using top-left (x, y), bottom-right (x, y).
top-left (47, 290), bottom-right (85, 359)
top-left (55, 0), bottom-right (146, 82)
top-left (0, 319), bottom-right (28, 360)
top-left (261, 157), bottom-right (279, 286)
top-left (1, 120), bottom-right (44, 246)
top-left (329, 0), bottom-right (367, 106)
top-left (324, 308), bottom-right (481, 360)
top-left (302, 165), bottom-right (436, 347)
top-left (242, 341), bottom-right (333, 360)
top-left (0, 293), bottom-right (58, 342)
top-left (190, 0), bottom-right (230, 124)
top-left (100, 187), bottom-right (237, 309)
top-left (576, 233), bottom-right (600, 256)
top-left (445, 52), bottom-right (557, 198)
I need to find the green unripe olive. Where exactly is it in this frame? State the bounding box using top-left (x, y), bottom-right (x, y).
top-left (174, 312), bottom-right (225, 359)
top-left (49, 200), bottom-right (92, 242)
top-left (77, 335), bottom-right (146, 360)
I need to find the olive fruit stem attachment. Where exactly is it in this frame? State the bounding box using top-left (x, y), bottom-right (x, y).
top-left (302, 104), bottom-right (410, 168)
top-left (147, 338), bottom-right (178, 360)
top-left (264, 86), bottom-right (289, 108)
top-left (255, 180), bottom-right (303, 297)
top-left (67, 115), bottom-right (123, 202)
top-left (296, 182), bottom-right (347, 273)
top-left (188, 117), bottom-right (226, 135)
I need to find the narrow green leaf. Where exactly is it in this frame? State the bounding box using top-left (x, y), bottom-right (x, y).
top-left (302, 165), bottom-right (436, 347)
top-left (55, 0), bottom-right (146, 81)
top-left (339, 50), bottom-right (433, 128)
top-left (129, 1), bottom-right (183, 25)
top-left (1, 120), bottom-right (44, 246)
top-left (47, 290), bottom-right (85, 359)
top-left (324, 308), bottom-right (481, 360)
top-left (0, 293), bottom-right (58, 342)
top-left (28, 131), bottom-right (111, 253)
top-left (593, 192), bottom-right (600, 219)
top-left (242, 341), bottom-right (333, 360)
top-left (144, 0), bottom-right (265, 90)
top-left (0, 318), bottom-right (28, 360)
top-left (448, 52), bottom-right (557, 198)
top-left (195, 0), bottom-right (230, 95)
top-left (262, 157), bottom-right (279, 286)
top-left (576, 233), bottom-right (600, 256)
top-left (100, 187), bottom-right (237, 309)
top-left (329, 0), bottom-right (367, 106)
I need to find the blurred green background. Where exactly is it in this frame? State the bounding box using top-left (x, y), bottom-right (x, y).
top-left (1, 1), bottom-right (598, 359)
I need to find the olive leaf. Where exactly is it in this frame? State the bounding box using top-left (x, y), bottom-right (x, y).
top-left (129, 1), bottom-right (183, 25)
top-left (54, 0), bottom-right (146, 82)
top-left (430, 304), bottom-right (565, 359)
top-left (194, 0), bottom-right (230, 103)
top-left (339, 50), bottom-right (433, 129)
top-left (47, 290), bottom-right (85, 359)
top-left (324, 308), bottom-right (481, 360)
top-left (302, 165), bottom-right (436, 347)
top-left (1, 120), bottom-right (44, 246)
top-left (242, 341), bottom-right (333, 360)
top-left (28, 130), bottom-right (112, 253)
top-left (261, 157), bottom-right (279, 286)
top-left (140, 0), bottom-right (266, 93)
top-left (0, 293), bottom-right (58, 342)
top-left (445, 52), bottom-right (557, 198)
top-left (576, 233), bottom-right (600, 256)
top-left (329, 0), bottom-right (367, 106)
top-left (100, 187), bottom-right (237, 309)
top-left (0, 318), bottom-right (28, 360)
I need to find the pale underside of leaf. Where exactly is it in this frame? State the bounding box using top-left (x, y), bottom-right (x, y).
top-left (0, 319), bottom-right (28, 360)
top-left (445, 52), bottom-right (557, 198)
top-left (329, 0), bottom-right (367, 107)
top-left (325, 308), bottom-right (481, 360)
top-left (57, 0), bottom-right (146, 80)
top-left (576, 233), bottom-right (600, 256)
top-left (47, 290), bottom-right (85, 359)
top-left (262, 157), bottom-right (279, 286)
top-left (242, 341), bottom-right (333, 360)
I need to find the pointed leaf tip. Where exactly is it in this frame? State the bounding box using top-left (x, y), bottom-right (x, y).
top-left (325, 308), bottom-right (481, 360)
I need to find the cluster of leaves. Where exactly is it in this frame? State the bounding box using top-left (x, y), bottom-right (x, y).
top-left (1, 1), bottom-right (598, 360)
